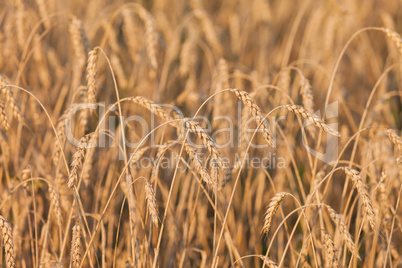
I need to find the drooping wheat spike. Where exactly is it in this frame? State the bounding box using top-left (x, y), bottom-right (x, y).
top-left (144, 179), bottom-right (158, 226)
top-left (229, 88), bottom-right (276, 147)
top-left (0, 100), bottom-right (10, 132)
top-left (67, 136), bottom-right (88, 189)
top-left (262, 192), bottom-right (288, 234)
top-left (128, 96), bottom-right (177, 126)
top-left (0, 75), bottom-right (25, 125)
top-left (182, 118), bottom-right (224, 170)
top-left (342, 167), bottom-right (376, 231)
top-left (325, 205), bottom-right (360, 260)
top-left (137, 8), bottom-right (158, 71)
top-left (285, 105), bottom-right (341, 137)
top-left (386, 129), bottom-right (402, 153)
top-left (86, 48), bottom-right (99, 104)
top-left (259, 256), bottom-right (279, 268)
top-left (130, 146), bottom-right (150, 169)
top-left (71, 221), bottom-right (81, 268)
top-left (381, 28), bottom-right (402, 55)
top-left (322, 232), bottom-right (340, 268)
top-left (0, 215), bottom-right (15, 268)
top-left (184, 143), bottom-right (214, 190)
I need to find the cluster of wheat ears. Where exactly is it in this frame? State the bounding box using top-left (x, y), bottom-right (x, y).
top-left (0, 0), bottom-right (401, 267)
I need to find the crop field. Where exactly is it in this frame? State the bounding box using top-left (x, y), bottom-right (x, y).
top-left (0, 0), bottom-right (401, 267)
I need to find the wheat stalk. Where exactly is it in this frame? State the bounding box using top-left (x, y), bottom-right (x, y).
top-left (342, 167), bottom-right (376, 231)
top-left (262, 192), bottom-right (288, 234)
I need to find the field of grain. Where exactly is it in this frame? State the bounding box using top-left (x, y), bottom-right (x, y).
top-left (0, 0), bottom-right (401, 267)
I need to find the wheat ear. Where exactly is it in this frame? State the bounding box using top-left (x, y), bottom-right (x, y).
top-left (229, 88), bottom-right (276, 147)
top-left (0, 75), bottom-right (25, 125)
top-left (0, 216), bottom-right (15, 268)
top-left (137, 8), bottom-right (158, 71)
top-left (144, 179), bottom-right (158, 226)
top-left (386, 129), bottom-right (402, 153)
top-left (48, 184), bottom-right (63, 228)
top-left (325, 205), bottom-right (360, 260)
top-left (182, 118), bottom-right (224, 170)
top-left (285, 105), bottom-right (341, 137)
top-left (322, 231), bottom-right (340, 268)
top-left (342, 167), bottom-right (376, 231)
top-left (381, 28), bottom-right (402, 55)
top-left (262, 192), bottom-right (288, 234)
top-left (259, 256), bottom-right (278, 268)
top-left (0, 100), bottom-right (10, 132)
top-left (184, 143), bottom-right (214, 190)
top-left (71, 221), bottom-right (81, 268)
top-left (67, 136), bottom-right (88, 189)
top-left (129, 96), bottom-right (177, 126)
top-left (86, 48), bottom-right (99, 104)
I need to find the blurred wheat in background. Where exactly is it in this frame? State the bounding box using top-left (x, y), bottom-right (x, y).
top-left (0, 0), bottom-right (401, 267)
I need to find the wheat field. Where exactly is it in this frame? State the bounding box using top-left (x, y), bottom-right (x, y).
top-left (0, 0), bottom-right (401, 267)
